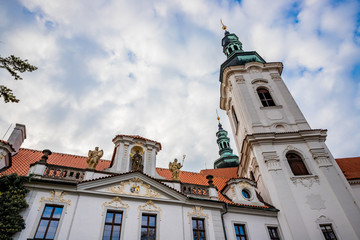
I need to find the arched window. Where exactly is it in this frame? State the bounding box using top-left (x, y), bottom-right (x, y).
top-left (234, 45), bottom-right (239, 50)
top-left (257, 88), bottom-right (275, 107)
top-left (286, 153), bottom-right (309, 175)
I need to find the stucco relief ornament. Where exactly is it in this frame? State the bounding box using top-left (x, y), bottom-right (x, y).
top-left (187, 206), bottom-right (209, 224)
top-left (87, 147), bottom-right (103, 169)
top-left (108, 178), bottom-right (161, 198)
top-left (306, 194), bottom-right (326, 210)
top-left (138, 200), bottom-right (162, 220)
top-left (102, 197), bottom-right (129, 217)
top-left (235, 75), bottom-right (245, 84)
top-left (291, 175), bottom-right (319, 188)
top-left (38, 190), bottom-right (71, 213)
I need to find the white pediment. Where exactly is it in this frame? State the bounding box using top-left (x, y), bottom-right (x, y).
top-left (77, 172), bottom-right (186, 202)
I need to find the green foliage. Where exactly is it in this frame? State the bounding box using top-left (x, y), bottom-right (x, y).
top-left (0, 55), bottom-right (37, 103)
top-left (0, 174), bottom-right (29, 240)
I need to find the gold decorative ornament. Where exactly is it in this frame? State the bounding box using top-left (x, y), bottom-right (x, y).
top-left (108, 178), bottom-right (161, 198)
top-left (87, 147), bottom-right (103, 169)
top-left (187, 206), bottom-right (209, 224)
top-left (102, 197), bottom-right (130, 217)
top-left (138, 200), bottom-right (162, 220)
top-left (220, 19), bottom-right (227, 31)
top-left (38, 190), bottom-right (71, 213)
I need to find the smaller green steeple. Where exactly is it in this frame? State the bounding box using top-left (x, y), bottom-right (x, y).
top-left (214, 115), bottom-right (239, 169)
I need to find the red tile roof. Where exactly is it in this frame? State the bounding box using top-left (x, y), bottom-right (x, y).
top-left (336, 157), bottom-right (360, 180)
top-left (155, 168), bottom-right (270, 208)
top-left (112, 135), bottom-right (161, 150)
top-left (0, 148), bottom-right (111, 176)
top-left (200, 167), bottom-right (238, 178)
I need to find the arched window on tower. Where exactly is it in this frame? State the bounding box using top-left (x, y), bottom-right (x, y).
top-left (234, 45), bottom-right (239, 50)
top-left (257, 88), bottom-right (275, 107)
top-left (286, 152), bottom-right (309, 176)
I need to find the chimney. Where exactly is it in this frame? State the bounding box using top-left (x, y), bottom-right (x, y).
top-left (7, 124), bottom-right (26, 153)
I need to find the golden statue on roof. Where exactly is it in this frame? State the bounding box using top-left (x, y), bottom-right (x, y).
top-left (87, 147), bottom-right (103, 169)
top-left (169, 157), bottom-right (184, 181)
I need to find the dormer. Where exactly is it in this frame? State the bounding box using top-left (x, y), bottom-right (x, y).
top-left (106, 135), bottom-right (164, 179)
top-left (222, 178), bottom-right (265, 206)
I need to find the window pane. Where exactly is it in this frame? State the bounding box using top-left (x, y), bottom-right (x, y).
top-left (53, 207), bottom-right (63, 219)
top-left (149, 228), bottom-right (156, 239)
top-left (43, 206), bottom-right (53, 218)
top-left (106, 213), bottom-right (114, 223)
top-left (198, 220), bottom-right (204, 230)
top-left (112, 225), bottom-right (120, 240)
top-left (35, 220), bottom-right (49, 238)
top-left (193, 232), bottom-right (199, 240)
top-left (141, 228), bottom-right (147, 240)
top-left (141, 215), bottom-right (148, 226)
top-left (239, 226), bottom-right (244, 235)
top-left (149, 216), bottom-right (156, 227)
top-left (114, 213), bottom-right (122, 224)
top-left (192, 219), bottom-right (197, 229)
top-left (235, 226), bottom-right (239, 235)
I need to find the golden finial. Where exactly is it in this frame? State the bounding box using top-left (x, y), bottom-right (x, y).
top-left (216, 110), bottom-right (221, 123)
top-left (220, 19), bottom-right (227, 31)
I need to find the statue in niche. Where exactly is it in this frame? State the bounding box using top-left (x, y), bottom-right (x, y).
top-left (169, 158), bottom-right (183, 181)
top-left (87, 147), bottom-right (103, 169)
top-left (131, 150), bottom-right (144, 172)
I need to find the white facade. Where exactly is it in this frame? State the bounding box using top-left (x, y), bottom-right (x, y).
top-left (220, 60), bottom-right (360, 239)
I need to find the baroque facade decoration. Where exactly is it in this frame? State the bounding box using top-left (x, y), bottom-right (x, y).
top-left (0, 25), bottom-right (359, 240)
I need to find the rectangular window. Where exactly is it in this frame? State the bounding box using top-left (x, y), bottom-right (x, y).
top-left (103, 211), bottom-right (123, 240)
top-left (192, 218), bottom-right (206, 240)
top-left (234, 224), bottom-right (248, 240)
top-left (34, 205), bottom-right (63, 240)
top-left (141, 214), bottom-right (156, 240)
top-left (232, 106), bottom-right (239, 130)
top-left (268, 227), bottom-right (280, 240)
top-left (320, 224), bottom-right (338, 240)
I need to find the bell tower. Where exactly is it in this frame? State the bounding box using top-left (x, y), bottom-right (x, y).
top-left (219, 23), bottom-right (360, 240)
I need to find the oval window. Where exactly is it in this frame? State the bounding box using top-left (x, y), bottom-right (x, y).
top-left (242, 189), bottom-right (251, 199)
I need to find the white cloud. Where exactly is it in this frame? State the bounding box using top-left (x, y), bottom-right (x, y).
top-left (0, 0), bottom-right (359, 172)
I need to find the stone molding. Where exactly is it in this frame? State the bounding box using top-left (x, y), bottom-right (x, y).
top-left (263, 152), bottom-right (282, 171)
top-left (310, 149), bottom-right (332, 167)
top-left (270, 73), bottom-right (282, 81)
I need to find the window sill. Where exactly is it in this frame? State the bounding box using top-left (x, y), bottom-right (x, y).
top-left (260, 105), bottom-right (282, 110)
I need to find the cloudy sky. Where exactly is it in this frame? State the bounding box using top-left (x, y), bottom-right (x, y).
top-left (0, 0), bottom-right (359, 171)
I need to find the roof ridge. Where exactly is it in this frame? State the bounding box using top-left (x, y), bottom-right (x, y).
top-left (19, 148), bottom-right (110, 161)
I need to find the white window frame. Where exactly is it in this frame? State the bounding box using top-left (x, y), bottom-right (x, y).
top-left (100, 207), bottom-right (127, 240)
top-left (138, 211), bottom-right (160, 240)
top-left (265, 224), bottom-right (283, 240)
top-left (231, 221), bottom-right (251, 240)
top-left (30, 203), bottom-right (67, 240)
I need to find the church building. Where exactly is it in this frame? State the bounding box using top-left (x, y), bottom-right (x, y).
top-left (1, 24), bottom-right (360, 240)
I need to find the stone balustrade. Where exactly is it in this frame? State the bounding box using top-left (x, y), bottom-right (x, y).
top-left (181, 183), bottom-right (209, 196)
top-left (43, 164), bottom-right (85, 181)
